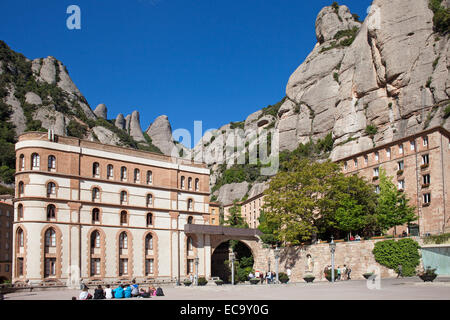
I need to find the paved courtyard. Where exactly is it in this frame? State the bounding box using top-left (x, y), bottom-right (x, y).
top-left (4, 277), bottom-right (450, 300)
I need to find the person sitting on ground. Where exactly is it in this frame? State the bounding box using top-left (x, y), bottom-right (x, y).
top-left (355, 234), bottom-right (361, 241)
top-left (155, 286), bottom-right (165, 296)
top-left (124, 284), bottom-right (132, 298)
top-left (93, 285), bottom-right (105, 299)
top-left (79, 287), bottom-right (92, 300)
top-left (350, 235), bottom-right (355, 241)
top-left (104, 284), bottom-right (113, 299)
top-left (248, 272), bottom-right (254, 280)
top-left (139, 288), bottom-right (150, 298)
top-left (131, 280), bottom-right (139, 297)
top-left (113, 284), bottom-right (124, 299)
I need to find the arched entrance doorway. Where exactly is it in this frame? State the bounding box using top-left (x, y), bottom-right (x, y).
top-left (211, 240), bottom-right (254, 283)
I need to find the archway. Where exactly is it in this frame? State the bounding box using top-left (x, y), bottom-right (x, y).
top-left (211, 240), bottom-right (254, 283)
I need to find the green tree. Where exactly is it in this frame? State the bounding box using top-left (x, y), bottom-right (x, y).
top-left (224, 202), bottom-right (248, 228)
top-left (262, 159), bottom-right (342, 244)
top-left (258, 209), bottom-right (281, 245)
top-left (329, 174), bottom-right (378, 237)
top-left (375, 169), bottom-right (417, 236)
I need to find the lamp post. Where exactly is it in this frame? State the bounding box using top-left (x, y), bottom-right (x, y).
top-left (274, 247), bottom-right (280, 284)
top-left (329, 235), bottom-right (336, 283)
top-left (194, 257), bottom-right (199, 286)
top-left (229, 252), bottom-right (235, 285)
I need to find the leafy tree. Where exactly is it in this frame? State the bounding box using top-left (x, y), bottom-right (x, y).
top-left (224, 202), bottom-right (248, 228)
top-left (66, 120), bottom-right (87, 139)
top-left (329, 174), bottom-right (378, 237)
top-left (258, 209), bottom-right (281, 245)
top-left (372, 238), bottom-right (421, 276)
top-left (375, 169), bottom-right (417, 236)
top-left (262, 159), bottom-right (343, 244)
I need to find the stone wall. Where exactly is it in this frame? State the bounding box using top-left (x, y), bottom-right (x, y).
top-left (252, 237), bottom-right (424, 282)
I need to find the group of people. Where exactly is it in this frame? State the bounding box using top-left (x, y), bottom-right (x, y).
top-left (324, 265), bottom-right (352, 280)
top-left (249, 269), bottom-right (290, 284)
top-left (76, 280), bottom-right (164, 300)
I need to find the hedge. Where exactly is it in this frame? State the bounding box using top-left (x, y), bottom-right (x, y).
top-left (372, 238), bottom-right (421, 276)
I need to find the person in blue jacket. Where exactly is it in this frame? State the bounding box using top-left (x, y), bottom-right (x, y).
top-left (113, 284), bottom-right (125, 299)
top-left (124, 284), bottom-right (132, 298)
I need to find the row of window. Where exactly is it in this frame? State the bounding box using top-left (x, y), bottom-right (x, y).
top-left (16, 204), bottom-right (196, 225)
top-left (372, 154), bottom-right (430, 178)
top-left (93, 163), bottom-right (156, 185)
top-left (344, 137), bottom-right (429, 171)
top-left (180, 176), bottom-right (200, 191)
top-left (15, 227), bottom-right (196, 277)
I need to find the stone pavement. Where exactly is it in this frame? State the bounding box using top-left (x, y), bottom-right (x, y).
top-left (4, 277), bottom-right (450, 300)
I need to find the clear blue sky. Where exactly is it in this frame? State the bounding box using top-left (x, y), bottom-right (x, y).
top-left (1, 0), bottom-right (372, 147)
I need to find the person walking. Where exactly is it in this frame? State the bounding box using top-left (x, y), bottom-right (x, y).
top-left (347, 266), bottom-right (352, 280)
top-left (397, 264), bottom-right (403, 278)
top-left (259, 271), bottom-right (264, 284)
top-left (337, 266), bottom-right (341, 281)
top-left (342, 265), bottom-right (347, 280)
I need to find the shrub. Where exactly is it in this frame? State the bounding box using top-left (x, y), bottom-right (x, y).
top-left (278, 272), bottom-right (289, 283)
top-left (66, 120), bottom-right (87, 139)
top-left (444, 104), bottom-right (450, 118)
top-left (333, 72), bottom-right (339, 83)
top-left (197, 277), bottom-right (208, 286)
top-left (429, 0), bottom-right (450, 34)
top-left (215, 279), bottom-right (224, 285)
top-left (423, 232), bottom-right (450, 245)
top-left (372, 238), bottom-right (421, 277)
top-left (365, 124), bottom-right (378, 136)
top-left (183, 279), bottom-right (192, 286)
top-left (325, 269), bottom-right (339, 281)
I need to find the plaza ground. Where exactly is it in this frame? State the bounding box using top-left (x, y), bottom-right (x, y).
top-left (4, 277), bottom-right (450, 300)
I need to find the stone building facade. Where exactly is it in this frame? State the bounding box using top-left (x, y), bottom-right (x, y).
top-left (0, 199), bottom-right (13, 282)
top-left (223, 127), bottom-right (450, 237)
top-left (13, 132), bottom-right (212, 285)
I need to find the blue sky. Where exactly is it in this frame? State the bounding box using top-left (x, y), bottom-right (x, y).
top-left (1, 0), bottom-right (372, 147)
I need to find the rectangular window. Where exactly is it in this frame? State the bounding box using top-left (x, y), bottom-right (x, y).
top-left (187, 259), bottom-right (194, 274)
top-left (344, 161), bottom-right (347, 170)
top-left (373, 167), bottom-right (379, 177)
top-left (423, 174), bottom-right (430, 185)
top-left (423, 136), bottom-right (428, 146)
top-left (354, 158), bottom-right (358, 168)
top-left (364, 155), bottom-right (368, 165)
top-left (399, 144), bottom-right (403, 154)
top-left (146, 259), bottom-right (154, 275)
top-left (91, 258), bottom-right (101, 276)
top-left (398, 161), bottom-right (404, 170)
top-left (120, 258), bottom-right (128, 275)
top-left (398, 180), bottom-right (405, 190)
top-left (375, 185), bottom-right (380, 194)
top-left (45, 258), bottom-right (56, 277)
top-left (422, 154), bottom-right (429, 165)
top-left (375, 152), bottom-right (379, 161)
top-left (423, 193), bottom-right (431, 204)
top-left (386, 148), bottom-right (391, 159)
top-left (410, 140), bottom-right (415, 151)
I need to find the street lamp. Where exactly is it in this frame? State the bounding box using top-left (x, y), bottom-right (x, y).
top-left (329, 235), bottom-right (336, 283)
top-left (229, 252), bottom-right (235, 285)
top-left (274, 247), bottom-right (280, 284)
top-left (194, 257), bottom-right (199, 286)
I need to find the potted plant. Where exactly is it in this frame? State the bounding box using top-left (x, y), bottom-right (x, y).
top-left (325, 269), bottom-right (338, 282)
top-left (417, 267), bottom-right (437, 282)
top-left (363, 272), bottom-right (375, 279)
top-left (197, 277), bottom-right (208, 286)
top-left (278, 272), bottom-right (289, 284)
top-left (215, 279), bottom-right (224, 286)
top-left (249, 278), bottom-right (260, 285)
top-left (303, 274), bottom-right (315, 283)
top-left (183, 279), bottom-right (192, 286)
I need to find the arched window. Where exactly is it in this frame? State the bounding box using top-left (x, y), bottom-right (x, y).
top-left (47, 204), bottom-right (56, 220)
top-left (92, 188), bottom-right (100, 202)
top-left (188, 177), bottom-right (192, 190)
top-left (45, 228), bottom-right (56, 247)
top-left (18, 204), bottom-right (23, 220)
top-left (134, 169), bottom-right (140, 182)
top-left (120, 191), bottom-right (128, 204)
top-left (181, 176), bottom-right (185, 189)
top-left (146, 194), bottom-right (153, 207)
top-left (120, 210), bottom-right (128, 225)
top-left (93, 162), bottom-right (100, 177)
top-left (147, 171), bottom-right (153, 184)
top-left (119, 232), bottom-right (128, 249)
top-left (48, 155), bottom-right (56, 171)
top-left (188, 199), bottom-right (193, 211)
top-left (47, 182), bottom-right (56, 197)
top-left (187, 216), bottom-right (193, 224)
top-left (145, 234), bottom-right (153, 250)
top-left (92, 208), bottom-right (100, 223)
top-left (195, 178), bottom-right (199, 191)
top-left (31, 153), bottom-right (40, 169)
top-left (146, 213), bottom-right (153, 226)
top-left (91, 231), bottom-right (101, 248)
top-left (19, 154), bottom-right (25, 171)
top-left (17, 228), bottom-right (24, 247)
top-left (107, 164), bottom-right (114, 179)
top-left (120, 166), bottom-right (127, 181)
top-left (18, 182), bottom-right (24, 197)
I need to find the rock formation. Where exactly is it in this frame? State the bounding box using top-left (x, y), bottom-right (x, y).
top-left (146, 115), bottom-right (178, 156)
top-left (94, 104), bottom-right (107, 119)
